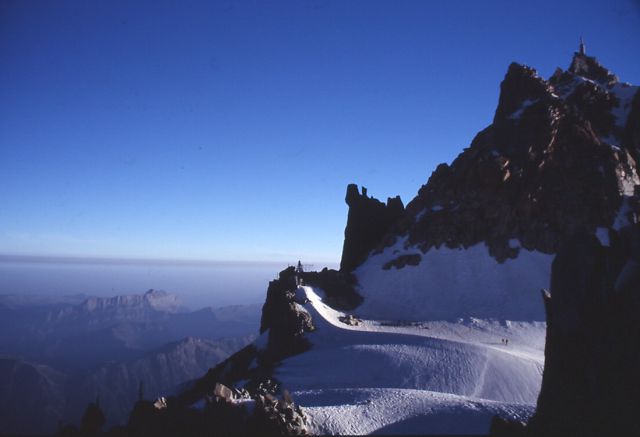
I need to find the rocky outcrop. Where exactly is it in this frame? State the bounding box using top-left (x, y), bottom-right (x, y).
top-left (366, 51), bottom-right (640, 264)
top-left (624, 90), bottom-right (640, 158)
top-left (177, 267), bottom-right (317, 409)
top-left (484, 224), bottom-right (640, 436)
top-left (248, 391), bottom-right (308, 435)
top-left (259, 267), bottom-right (315, 360)
top-left (524, 228), bottom-right (640, 435)
top-left (568, 51), bottom-right (619, 85)
top-left (300, 267), bottom-right (362, 310)
top-left (149, 266), bottom-right (321, 435)
top-left (340, 184), bottom-right (404, 272)
top-left (493, 62), bottom-right (554, 123)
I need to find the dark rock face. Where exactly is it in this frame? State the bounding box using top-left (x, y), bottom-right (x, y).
top-left (80, 401), bottom-right (105, 437)
top-left (300, 268), bottom-right (362, 310)
top-left (340, 184), bottom-right (404, 272)
top-left (568, 52), bottom-right (619, 85)
top-left (136, 266), bottom-right (318, 437)
top-left (489, 415), bottom-right (527, 437)
top-left (259, 267), bottom-right (314, 360)
top-left (373, 51), bottom-right (640, 264)
top-left (625, 91), bottom-right (640, 159)
top-left (178, 266), bottom-right (317, 409)
top-left (493, 62), bottom-right (554, 123)
top-left (527, 229), bottom-right (640, 435)
top-left (248, 392), bottom-right (308, 435)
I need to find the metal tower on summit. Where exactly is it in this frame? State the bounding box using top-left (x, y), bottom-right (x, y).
top-left (579, 36), bottom-right (586, 55)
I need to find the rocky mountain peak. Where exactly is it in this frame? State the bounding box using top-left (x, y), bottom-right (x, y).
top-left (77, 290), bottom-right (182, 314)
top-left (47, 290), bottom-right (185, 328)
top-left (143, 289), bottom-right (183, 313)
top-left (341, 50), bottom-right (640, 270)
top-left (568, 51), bottom-right (619, 86)
top-left (493, 62), bottom-right (554, 123)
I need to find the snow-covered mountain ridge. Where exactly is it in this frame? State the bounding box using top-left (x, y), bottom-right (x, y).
top-left (278, 286), bottom-right (544, 434)
top-left (109, 48), bottom-right (639, 435)
top-left (176, 266), bottom-right (546, 434)
top-left (343, 48), bottom-right (639, 322)
top-left (346, 50), bottom-right (639, 265)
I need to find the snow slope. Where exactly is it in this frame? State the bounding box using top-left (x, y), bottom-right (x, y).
top-left (273, 286), bottom-right (545, 435)
top-left (353, 239), bottom-right (553, 322)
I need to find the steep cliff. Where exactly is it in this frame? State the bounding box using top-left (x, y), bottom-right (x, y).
top-left (340, 184), bottom-right (404, 272)
top-left (525, 229), bottom-right (640, 435)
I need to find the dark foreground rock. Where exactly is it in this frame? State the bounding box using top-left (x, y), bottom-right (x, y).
top-left (492, 226), bottom-right (640, 436)
top-left (527, 228), bottom-right (640, 435)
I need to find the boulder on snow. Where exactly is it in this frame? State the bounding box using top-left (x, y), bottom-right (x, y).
top-left (213, 383), bottom-right (234, 403)
top-left (248, 391), bottom-right (308, 436)
top-left (338, 314), bottom-right (361, 326)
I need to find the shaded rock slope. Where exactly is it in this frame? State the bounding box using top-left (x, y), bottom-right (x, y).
top-left (529, 231), bottom-right (638, 435)
top-left (340, 184), bottom-right (404, 272)
top-left (343, 49), bottom-right (639, 268)
top-left (492, 227), bottom-right (640, 436)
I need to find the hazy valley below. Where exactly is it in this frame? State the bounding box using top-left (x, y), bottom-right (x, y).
top-left (0, 259), bottom-right (300, 434)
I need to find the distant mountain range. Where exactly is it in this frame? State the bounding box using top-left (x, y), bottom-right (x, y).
top-left (0, 290), bottom-right (260, 434)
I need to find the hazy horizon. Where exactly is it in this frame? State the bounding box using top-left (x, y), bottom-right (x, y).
top-left (0, 256), bottom-right (339, 310)
top-left (0, 252), bottom-right (337, 267)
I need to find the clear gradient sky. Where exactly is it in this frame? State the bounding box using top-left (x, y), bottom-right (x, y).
top-left (1, 0), bottom-right (639, 263)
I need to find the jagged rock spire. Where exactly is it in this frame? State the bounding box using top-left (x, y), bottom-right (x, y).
top-left (568, 44), bottom-right (619, 85)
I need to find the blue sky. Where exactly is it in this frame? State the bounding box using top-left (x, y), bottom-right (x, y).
top-left (1, 0), bottom-right (639, 263)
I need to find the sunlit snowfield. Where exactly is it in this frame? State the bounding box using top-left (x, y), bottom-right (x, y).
top-left (274, 286), bottom-right (545, 435)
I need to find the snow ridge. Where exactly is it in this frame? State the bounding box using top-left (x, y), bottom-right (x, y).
top-left (274, 286), bottom-right (545, 435)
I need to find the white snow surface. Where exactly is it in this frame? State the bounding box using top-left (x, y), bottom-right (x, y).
top-left (610, 82), bottom-right (639, 127)
top-left (275, 286), bottom-right (545, 435)
top-left (353, 239), bottom-right (553, 322)
top-left (509, 98), bottom-right (537, 119)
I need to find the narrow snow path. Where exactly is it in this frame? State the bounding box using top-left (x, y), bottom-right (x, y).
top-left (300, 286), bottom-right (544, 365)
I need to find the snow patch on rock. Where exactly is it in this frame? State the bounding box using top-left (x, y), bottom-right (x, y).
top-left (610, 82), bottom-right (639, 127)
top-left (509, 98), bottom-right (537, 119)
